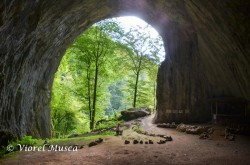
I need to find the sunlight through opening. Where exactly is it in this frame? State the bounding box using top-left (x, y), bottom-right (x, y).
top-left (50, 16), bottom-right (165, 138)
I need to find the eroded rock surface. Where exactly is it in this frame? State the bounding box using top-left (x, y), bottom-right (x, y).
top-left (155, 0), bottom-right (250, 123)
top-left (0, 0), bottom-right (249, 139)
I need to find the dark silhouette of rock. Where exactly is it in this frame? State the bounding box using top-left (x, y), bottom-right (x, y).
top-left (140, 140), bottom-right (143, 144)
top-left (124, 140), bottom-right (130, 144)
top-left (72, 145), bottom-right (84, 149)
top-left (96, 138), bottom-right (103, 143)
top-left (133, 140), bottom-right (139, 144)
top-left (88, 142), bottom-right (98, 147)
top-left (157, 140), bottom-right (166, 144)
top-left (149, 140), bottom-right (154, 144)
top-left (165, 136), bottom-right (173, 141)
top-left (119, 108), bottom-right (150, 121)
top-left (154, 1), bottom-right (250, 124)
top-left (88, 138), bottom-right (103, 147)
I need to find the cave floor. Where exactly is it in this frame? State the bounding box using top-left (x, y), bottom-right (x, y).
top-left (2, 115), bottom-right (250, 165)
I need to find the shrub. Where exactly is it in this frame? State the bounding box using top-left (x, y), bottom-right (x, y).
top-left (9, 136), bottom-right (39, 152)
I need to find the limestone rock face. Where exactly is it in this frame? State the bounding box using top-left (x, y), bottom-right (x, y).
top-left (155, 0), bottom-right (250, 123)
top-left (0, 0), bottom-right (249, 139)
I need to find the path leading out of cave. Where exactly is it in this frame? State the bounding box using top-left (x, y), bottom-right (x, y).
top-left (2, 115), bottom-right (250, 165)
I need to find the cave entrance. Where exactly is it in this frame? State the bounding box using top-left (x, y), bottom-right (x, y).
top-left (1, 0), bottom-right (195, 139)
top-left (50, 16), bottom-right (165, 138)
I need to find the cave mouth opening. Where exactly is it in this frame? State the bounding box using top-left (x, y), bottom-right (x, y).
top-left (50, 16), bottom-right (166, 138)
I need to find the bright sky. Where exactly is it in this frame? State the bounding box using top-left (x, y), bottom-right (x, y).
top-left (116, 16), bottom-right (160, 39)
top-left (114, 16), bottom-right (165, 62)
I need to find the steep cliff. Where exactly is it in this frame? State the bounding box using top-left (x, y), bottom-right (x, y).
top-left (155, 0), bottom-right (250, 123)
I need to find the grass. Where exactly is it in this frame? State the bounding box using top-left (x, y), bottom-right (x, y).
top-left (0, 122), bottom-right (117, 160)
top-left (49, 134), bottom-right (111, 146)
top-left (95, 119), bottom-right (124, 131)
top-left (0, 132), bottom-right (114, 160)
top-left (132, 123), bottom-right (144, 133)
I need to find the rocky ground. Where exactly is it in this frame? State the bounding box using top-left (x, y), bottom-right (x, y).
top-left (1, 115), bottom-right (250, 165)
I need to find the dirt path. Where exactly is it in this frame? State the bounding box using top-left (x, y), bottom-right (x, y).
top-left (2, 115), bottom-right (250, 165)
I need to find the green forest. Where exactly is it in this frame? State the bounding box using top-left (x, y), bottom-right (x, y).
top-left (50, 19), bottom-right (163, 138)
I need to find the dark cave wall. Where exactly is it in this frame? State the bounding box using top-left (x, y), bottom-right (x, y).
top-left (155, 0), bottom-right (250, 122)
top-left (0, 0), bottom-right (249, 139)
top-left (155, 0), bottom-right (250, 123)
top-left (186, 0), bottom-right (250, 98)
top-left (155, 22), bottom-right (208, 123)
top-left (0, 0), bottom-right (117, 138)
top-left (0, 0), bottom-right (192, 138)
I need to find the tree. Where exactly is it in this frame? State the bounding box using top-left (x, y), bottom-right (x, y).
top-left (119, 25), bottom-right (162, 108)
top-left (66, 22), bottom-right (122, 130)
top-left (50, 55), bottom-right (82, 137)
top-left (50, 18), bottom-right (163, 135)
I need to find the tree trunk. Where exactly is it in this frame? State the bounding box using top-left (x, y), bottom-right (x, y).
top-left (91, 61), bottom-right (99, 130)
top-left (133, 70), bottom-right (140, 108)
top-left (133, 54), bottom-right (142, 108)
top-left (86, 67), bottom-right (92, 130)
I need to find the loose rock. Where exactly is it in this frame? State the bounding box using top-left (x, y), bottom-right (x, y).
top-left (133, 140), bottom-right (139, 144)
top-left (125, 140), bottom-right (130, 144)
top-left (149, 140), bottom-right (154, 144)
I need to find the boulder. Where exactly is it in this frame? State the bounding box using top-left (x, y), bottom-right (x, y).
top-left (119, 108), bottom-right (150, 121)
top-left (88, 142), bottom-right (98, 147)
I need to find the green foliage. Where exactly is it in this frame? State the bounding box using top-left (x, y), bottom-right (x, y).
top-left (51, 53), bottom-right (88, 137)
top-left (95, 119), bottom-right (123, 130)
top-left (18, 136), bottom-right (38, 146)
top-left (132, 123), bottom-right (144, 134)
top-left (7, 136), bottom-right (40, 152)
top-left (98, 130), bottom-right (116, 135)
top-left (50, 17), bottom-right (162, 136)
top-left (0, 136), bottom-right (41, 158)
top-left (49, 134), bottom-right (110, 146)
top-left (114, 24), bottom-right (161, 108)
